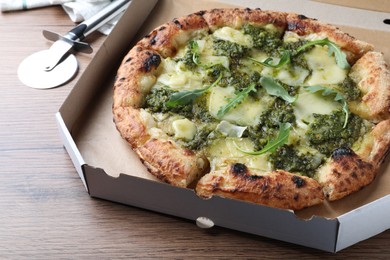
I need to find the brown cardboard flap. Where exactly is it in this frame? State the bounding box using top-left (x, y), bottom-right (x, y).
top-left (73, 0), bottom-right (390, 220)
top-left (313, 0), bottom-right (390, 13)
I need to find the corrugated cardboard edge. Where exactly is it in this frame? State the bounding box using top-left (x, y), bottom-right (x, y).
top-left (336, 195), bottom-right (390, 251)
top-left (82, 164), bottom-right (340, 252)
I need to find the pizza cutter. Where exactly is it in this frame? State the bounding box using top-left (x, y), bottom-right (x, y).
top-left (17, 0), bottom-right (132, 89)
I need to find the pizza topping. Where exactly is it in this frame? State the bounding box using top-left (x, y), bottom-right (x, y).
top-left (259, 77), bottom-right (298, 103)
top-left (241, 24), bottom-right (282, 54)
top-left (215, 120), bottom-right (247, 138)
top-left (269, 145), bottom-right (324, 177)
top-left (217, 82), bottom-right (257, 118)
top-left (137, 15), bottom-right (374, 186)
top-left (339, 76), bottom-right (361, 101)
top-left (166, 72), bottom-right (222, 107)
top-left (172, 118), bottom-right (197, 141)
top-left (304, 85), bottom-right (349, 127)
top-left (247, 99), bottom-right (296, 150)
top-left (296, 38), bottom-right (350, 70)
top-left (235, 122), bottom-right (291, 155)
top-left (213, 27), bottom-right (253, 48)
top-left (306, 111), bottom-right (367, 156)
top-left (249, 50), bottom-right (291, 69)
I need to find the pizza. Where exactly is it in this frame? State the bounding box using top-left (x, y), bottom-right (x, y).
top-left (112, 8), bottom-right (390, 210)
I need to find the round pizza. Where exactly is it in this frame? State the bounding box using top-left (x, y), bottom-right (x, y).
top-left (112, 8), bottom-right (390, 210)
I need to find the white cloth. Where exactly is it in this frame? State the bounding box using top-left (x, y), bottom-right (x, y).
top-left (0, 0), bottom-right (72, 11)
top-left (0, 0), bottom-right (121, 35)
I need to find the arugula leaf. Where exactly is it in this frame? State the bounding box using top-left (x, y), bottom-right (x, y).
top-left (166, 73), bottom-right (222, 107)
top-left (304, 85), bottom-right (349, 128)
top-left (249, 50), bottom-right (291, 68)
top-left (216, 82), bottom-right (257, 118)
top-left (235, 123), bottom-right (292, 155)
top-left (260, 77), bottom-right (297, 103)
top-left (189, 40), bottom-right (201, 65)
top-left (296, 38), bottom-right (350, 69)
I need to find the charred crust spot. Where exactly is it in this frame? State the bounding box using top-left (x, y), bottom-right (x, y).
top-left (142, 53), bottom-right (161, 72)
top-left (231, 163), bottom-right (248, 175)
top-left (125, 57), bottom-right (132, 63)
top-left (173, 19), bottom-right (182, 29)
top-left (351, 172), bottom-right (358, 179)
top-left (248, 175), bottom-right (264, 181)
top-left (158, 26), bottom-right (166, 31)
top-left (261, 182), bottom-right (268, 191)
top-left (297, 14), bottom-right (308, 19)
top-left (255, 8), bottom-right (261, 10)
top-left (195, 10), bottom-right (206, 16)
top-left (294, 193), bottom-right (299, 201)
top-left (150, 35), bottom-right (157, 45)
top-left (119, 77), bottom-right (126, 82)
top-left (332, 147), bottom-right (355, 160)
top-left (292, 175), bottom-right (306, 188)
top-left (183, 149), bottom-right (195, 156)
top-left (244, 7), bottom-right (252, 12)
top-left (287, 21), bottom-right (301, 31)
top-left (333, 169), bottom-right (342, 177)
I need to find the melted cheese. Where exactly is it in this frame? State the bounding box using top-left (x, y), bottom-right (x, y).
top-left (156, 58), bottom-right (204, 90)
top-left (208, 86), bottom-right (268, 126)
top-left (304, 46), bottom-right (347, 86)
top-left (213, 27), bottom-right (253, 47)
top-left (145, 26), bottom-right (356, 177)
top-left (206, 138), bottom-right (272, 172)
top-left (172, 118), bottom-right (197, 141)
top-left (294, 88), bottom-right (340, 127)
top-left (261, 65), bottom-right (310, 86)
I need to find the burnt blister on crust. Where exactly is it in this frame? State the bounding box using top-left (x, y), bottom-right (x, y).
top-left (231, 163), bottom-right (248, 175)
top-left (142, 53), bottom-right (161, 72)
top-left (292, 175), bottom-right (306, 188)
top-left (230, 163), bottom-right (264, 180)
top-left (331, 147), bottom-right (355, 160)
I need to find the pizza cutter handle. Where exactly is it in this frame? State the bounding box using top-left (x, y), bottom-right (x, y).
top-left (43, 0), bottom-right (131, 54)
top-left (72, 0), bottom-right (131, 39)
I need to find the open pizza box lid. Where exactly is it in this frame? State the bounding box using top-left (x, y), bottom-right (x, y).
top-left (56, 0), bottom-right (390, 252)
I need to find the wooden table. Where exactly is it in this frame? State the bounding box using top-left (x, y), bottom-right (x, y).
top-left (1, 6), bottom-right (389, 259)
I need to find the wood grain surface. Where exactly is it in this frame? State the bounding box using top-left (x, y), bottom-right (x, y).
top-left (0, 5), bottom-right (389, 259)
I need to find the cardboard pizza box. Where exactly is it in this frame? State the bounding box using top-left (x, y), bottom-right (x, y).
top-left (56, 0), bottom-right (390, 252)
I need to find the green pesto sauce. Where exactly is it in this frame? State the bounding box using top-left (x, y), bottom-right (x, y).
top-left (306, 111), bottom-right (365, 156)
top-left (283, 40), bottom-right (313, 71)
top-left (242, 24), bottom-right (282, 55)
top-left (181, 123), bottom-right (216, 151)
top-left (339, 76), bottom-right (361, 101)
top-left (212, 39), bottom-right (248, 64)
top-left (246, 99), bottom-right (296, 150)
top-left (269, 145), bottom-right (324, 177)
top-left (180, 40), bottom-right (198, 70)
top-left (144, 87), bottom-right (214, 122)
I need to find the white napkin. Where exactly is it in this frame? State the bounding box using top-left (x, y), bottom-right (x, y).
top-left (0, 0), bottom-right (72, 11)
top-left (0, 0), bottom-right (122, 35)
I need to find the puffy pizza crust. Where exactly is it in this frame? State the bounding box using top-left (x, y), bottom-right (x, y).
top-left (113, 8), bottom-right (390, 210)
top-left (285, 13), bottom-right (374, 64)
top-left (137, 138), bottom-right (209, 188)
top-left (349, 51), bottom-right (390, 122)
top-left (196, 163), bottom-right (324, 210)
